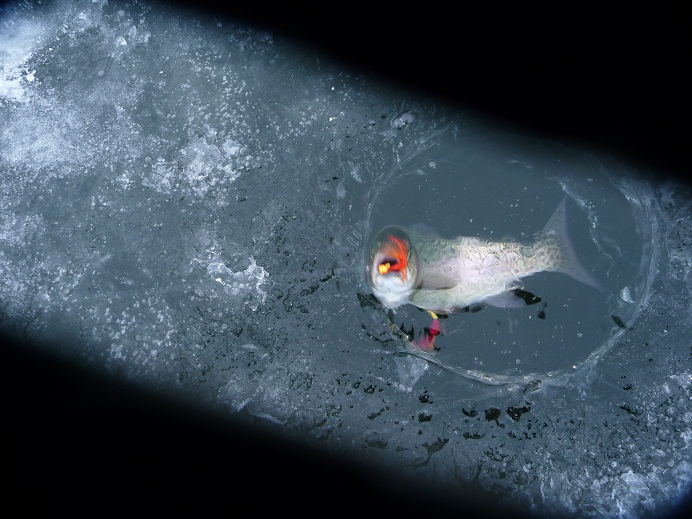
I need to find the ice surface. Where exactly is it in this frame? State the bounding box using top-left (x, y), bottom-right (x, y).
top-left (1, 1), bottom-right (690, 517)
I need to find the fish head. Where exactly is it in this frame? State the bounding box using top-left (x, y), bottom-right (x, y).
top-left (367, 226), bottom-right (418, 309)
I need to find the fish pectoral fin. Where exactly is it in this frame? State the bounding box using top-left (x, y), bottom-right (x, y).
top-left (408, 222), bottom-right (442, 238)
top-left (511, 288), bottom-right (542, 305)
top-left (457, 304), bottom-right (483, 313)
top-left (417, 308), bottom-right (450, 318)
top-left (416, 268), bottom-right (459, 291)
top-left (483, 291), bottom-right (529, 309)
top-left (445, 306), bottom-right (477, 315)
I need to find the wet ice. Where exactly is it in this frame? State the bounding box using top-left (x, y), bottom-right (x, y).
top-left (1, 1), bottom-right (691, 517)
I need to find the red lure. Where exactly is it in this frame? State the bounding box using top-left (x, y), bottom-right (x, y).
top-left (414, 318), bottom-right (443, 351)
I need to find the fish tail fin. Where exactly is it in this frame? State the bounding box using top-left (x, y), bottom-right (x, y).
top-left (537, 196), bottom-right (602, 291)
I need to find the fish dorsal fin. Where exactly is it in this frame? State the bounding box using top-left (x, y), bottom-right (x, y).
top-left (457, 236), bottom-right (484, 247)
top-left (408, 222), bottom-right (442, 238)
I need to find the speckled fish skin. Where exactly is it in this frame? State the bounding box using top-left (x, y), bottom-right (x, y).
top-left (407, 232), bottom-right (562, 313)
top-left (367, 196), bottom-right (599, 315)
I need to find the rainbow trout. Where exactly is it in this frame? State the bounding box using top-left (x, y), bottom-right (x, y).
top-left (367, 196), bottom-right (599, 315)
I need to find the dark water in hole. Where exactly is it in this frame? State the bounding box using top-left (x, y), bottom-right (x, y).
top-left (364, 128), bottom-right (648, 385)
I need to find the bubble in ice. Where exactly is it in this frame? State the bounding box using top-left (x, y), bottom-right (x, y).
top-left (391, 111), bottom-right (414, 129)
top-left (523, 379), bottom-right (543, 393)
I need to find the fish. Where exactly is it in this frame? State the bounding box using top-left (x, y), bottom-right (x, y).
top-left (366, 196), bottom-right (600, 316)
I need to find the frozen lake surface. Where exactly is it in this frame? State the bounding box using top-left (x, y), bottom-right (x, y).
top-left (1, 1), bottom-right (690, 516)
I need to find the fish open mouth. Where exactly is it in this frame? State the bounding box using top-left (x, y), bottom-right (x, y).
top-left (375, 251), bottom-right (408, 281)
top-left (369, 226), bottom-right (417, 287)
top-left (378, 257), bottom-right (401, 275)
top-left (377, 235), bottom-right (408, 274)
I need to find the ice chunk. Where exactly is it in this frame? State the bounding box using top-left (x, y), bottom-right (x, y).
top-left (619, 286), bottom-right (634, 303)
top-left (194, 254), bottom-right (269, 311)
